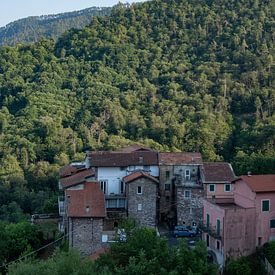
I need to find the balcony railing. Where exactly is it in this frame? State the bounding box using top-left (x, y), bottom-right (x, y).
top-left (106, 197), bottom-right (127, 209)
top-left (58, 197), bottom-right (66, 216)
top-left (199, 222), bottom-right (222, 240)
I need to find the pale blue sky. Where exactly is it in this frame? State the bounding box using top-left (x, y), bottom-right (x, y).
top-left (0, 0), bottom-right (148, 27)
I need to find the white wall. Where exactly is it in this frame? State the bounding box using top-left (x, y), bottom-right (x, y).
top-left (97, 166), bottom-right (159, 195)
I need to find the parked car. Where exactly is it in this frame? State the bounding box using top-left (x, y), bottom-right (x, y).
top-left (173, 225), bottom-right (197, 238)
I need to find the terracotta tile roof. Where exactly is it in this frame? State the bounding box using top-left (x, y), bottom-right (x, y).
top-left (233, 175), bottom-right (275, 193)
top-left (159, 152), bottom-right (202, 165)
top-left (60, 168), bottom-right (95, 189)
top-left (123, 171), bottom-right (159, 184)
top-left (86, 151), bottom-right (158, 167)
top-left (59, 165), bottom-right (86, 178)
top-left (201, 162), bottom-right (235, 183)
top-left (116, 144), bottom-right (155, 153)
top-left (67, 181), bottom-right (106, 218)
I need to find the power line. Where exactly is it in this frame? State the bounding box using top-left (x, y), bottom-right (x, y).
top-left (0, 222), bottom-right (85, 270)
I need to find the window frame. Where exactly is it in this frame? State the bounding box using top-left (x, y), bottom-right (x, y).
top-left (184, 190), bottom-right (191, 198)
top-left (185, 169), bottom-right (191, 180)
top-left (165, 183), bottom-right (171, 191)
top-left (270, 219), bottom-right (275, 228)
top-left (224, 184), bottom-right (231, 192)
top-left (100, 180), bottom-right (108, 194)
top-left (209, 184), bottom-right (216, 192)
top-left (137, 186), bottom-right (142, 195)
top-left (262, 199), bottom-right (270, 212)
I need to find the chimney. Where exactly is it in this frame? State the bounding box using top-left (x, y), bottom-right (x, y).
top-left (247, 171), bottom-right (252, 176)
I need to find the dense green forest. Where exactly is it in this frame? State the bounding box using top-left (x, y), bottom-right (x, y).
top-left (0, 7), bottom-right (111, 46)
top-left (0, 0), bottom-right (274, 224)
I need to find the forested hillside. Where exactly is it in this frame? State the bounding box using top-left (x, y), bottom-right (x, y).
top-left (0, 0), bottom-right (274, 222)
top-left (0, 7), bottom-right (111, 46)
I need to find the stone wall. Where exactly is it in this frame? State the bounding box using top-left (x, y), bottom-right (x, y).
top-left (69, 217), bottom-right (103, 256)
top-left (126, 177), bottom-right (157, 227)
top-left (176, 186), bottom-right (204, 226)
top-left (159, 165), bottom-right (175, 221)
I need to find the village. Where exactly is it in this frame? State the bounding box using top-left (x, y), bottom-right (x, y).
top-left (58, 144), bottom-right (275, 270)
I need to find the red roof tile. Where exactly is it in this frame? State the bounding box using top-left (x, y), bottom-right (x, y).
top-left (202, 162), bottom-right (235, 183)
top-left (86, 151), bottom-right (158, 167)
top-left (116, 144), bottom-right (155, 153)
top-left (233, 175), bottom-right (275, 193)
top-left (60, 168), bottom-right (95, 189)
top-left (123, 171), bottom-right (159, 184)
top-left (67, 181), bottom-right (106, 218)
top-left (59, 165), bottom-right (79, 178)
top-left (159, 152), bottom-right (202, 165)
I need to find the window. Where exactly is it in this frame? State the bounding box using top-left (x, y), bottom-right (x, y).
top-left (270, 220), bottom-right (275, 228)
top-left (185, 169), bottom-right (191, 180)
top-left (137, 204), bottom-right (142, 211)
top-left (206, 234), bottom-right (209, 247)
top-left (184, 190), bottom-right (191, 198)
top-left (120, 167), bottom-right (126, 171)
top-left (209, 184), bottom-right (215, 192)
top-left (166, 171), bottom-right (170, 179)
top-left (120, 181), bottom-right (124, 194)
top-left (165, 184), bottom-right (171, 191)
top-left (216, 241), bottom-right (220, 250)
top-left (216, 219), bottom-right (220, 236)
top-left (224, 184), bottom-right (231, 192)
top-left (262, 200), bottom-right (270, 212)
top-left (166, 196), bottom-right (170, 202)
top-left (143, 165), bottom-right (150, 172)
top-left (100, 180), bottom-right (108, 194)
top-left (206, 214), bottom-right (210, 228)
top-left (137, 186), bottom-right (142, 194)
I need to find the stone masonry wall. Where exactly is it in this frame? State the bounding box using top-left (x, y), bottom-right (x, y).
top-left (176, 187), bottom-right (204, 226)
top-left (126, 177), bottom-right (157, 227)
top-left (69, 217), bottom-right (103, 256)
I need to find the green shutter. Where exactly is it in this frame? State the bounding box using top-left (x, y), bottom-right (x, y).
top-left (262, 200), bottom-right (270, 211)
top-left (217, 219), bottom-right (220, 236)
top-left (206, 214), bottom-right (210, 228)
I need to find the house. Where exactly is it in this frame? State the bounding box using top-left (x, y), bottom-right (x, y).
top-left (233, 175), bottom-right (275, 245)
top-left (203, 198), bottom-right (256, 269)
top-left (124, 171), bottom-right (158, 227)
top-left (200, 162), bottom-right (236, 199)
top-left (67, 181), bottom-right (106, 256)
top-left (84, 145), bottom-right (159, 229)
top-left (158, 152), bottom-right (203, 227)
top-left (202, 174), bottom-right (275, 269)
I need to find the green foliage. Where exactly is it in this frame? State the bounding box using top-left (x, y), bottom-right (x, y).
top-left (225, 253), bottom-right (265, 275)
top-left (263, 241), bottom-right (275, 268)
top-left (0, 0), bottom-right (274, 233)
top-left (0, 222), bottom-right (43, 269)
top-left (8, 228), bottom-right (217, 275)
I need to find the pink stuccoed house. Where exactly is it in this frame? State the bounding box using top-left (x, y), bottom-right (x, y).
top-left (202, 174), bottom-right (275, 270)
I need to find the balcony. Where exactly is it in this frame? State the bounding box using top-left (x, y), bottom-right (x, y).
top-left (105, 196), bottom-right (127, 209)
top-left (58, 196), bottom-right (66, 216)
top-left (199, 222), bottom-right (222, 240)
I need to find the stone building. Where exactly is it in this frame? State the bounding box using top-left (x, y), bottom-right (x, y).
top-left (124, 171), bottom-right (158, 227)
top-left (67, 181), bottom-right (106, 256)
top-left (158, 152), bottom-right (203, 227)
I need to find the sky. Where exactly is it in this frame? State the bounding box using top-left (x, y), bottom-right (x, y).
top-left (0, 0), bottom-right (148, 27)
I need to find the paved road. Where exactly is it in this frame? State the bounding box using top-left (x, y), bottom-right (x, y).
top-left (158, 224), bottom-right (201, 247)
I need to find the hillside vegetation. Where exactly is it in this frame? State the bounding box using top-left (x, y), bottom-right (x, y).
top-left (0, 0), bottom-right (274, 221)
top-left (0, 7), bottom-right (111, 46)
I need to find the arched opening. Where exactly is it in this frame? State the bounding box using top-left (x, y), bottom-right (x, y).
top-left (207, 250), bottom-right (218, 264)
